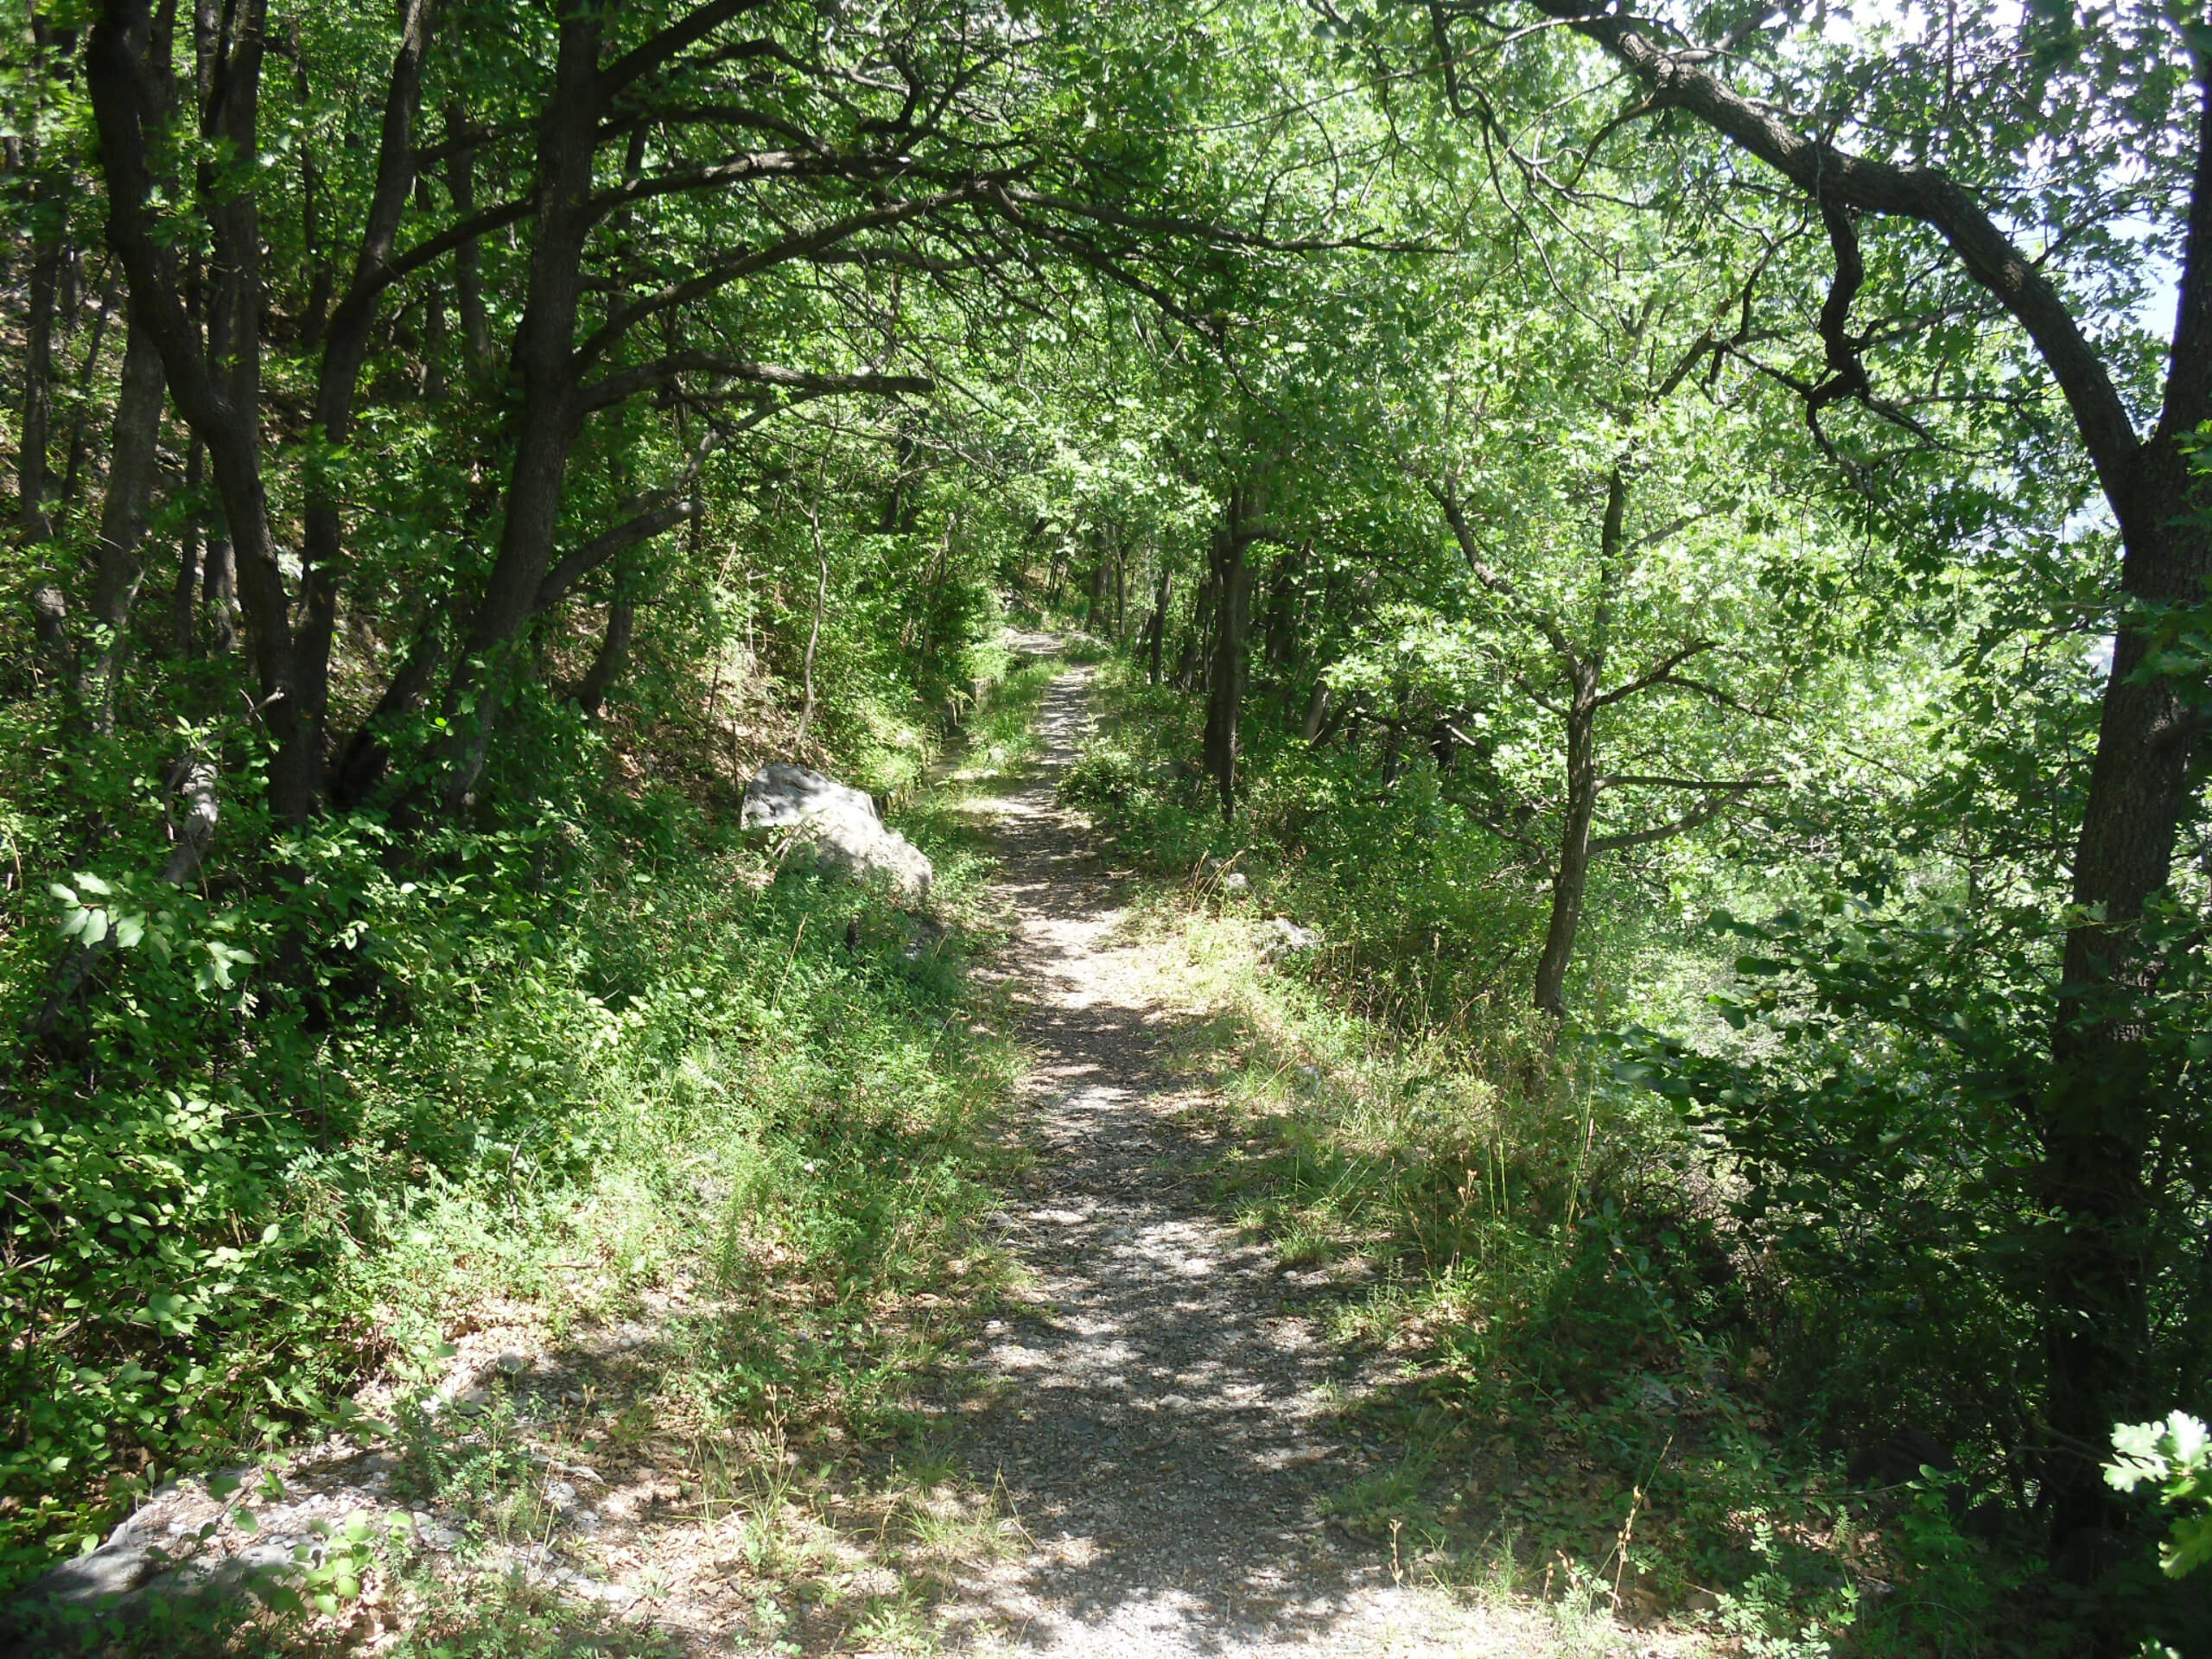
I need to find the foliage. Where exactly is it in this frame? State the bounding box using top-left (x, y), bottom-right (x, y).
top-left (2107, 1413), bottom-right (2212, 1580)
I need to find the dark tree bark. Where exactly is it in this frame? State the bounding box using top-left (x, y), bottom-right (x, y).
top-left (1428, 715), bottom-right (1457, 774)
top-left (1379, 704), bottom-right (1405, 787)
top-left (1115, 538), bottom-right (1128, 646)
top-left (297, 0), bottom-right (437, 780)
top-left (1147, 566), bottom-right (1171, 684)
top-left (435, 3), bottom-right (602, 812)
top-left (1178, 568), bottom-right (1214, 690)
top-left (444, 105), bottom-right (494, 378)
top-left (1530, 659), bottom-right (1601, 1019)
top-left (1529, 470), bottom-right (1620, 1018)
top-left (1088, 535), bottom-right (1112, 625)
top-left (172, 436), bottom-right (202, 652)
top-left (18, 179), bottom-right (64, 542)
top-left (91, 0), bottom-right (321, 817)
top-left (60, 265), bottom-right (123, 508)
top-left (1202, 488), bottom-right (1258, 820)
top-left (15, 10), bottom-right (75, 541)
top-left (575, 595), bottom-right (634, 719)
top-left (73, 315), bottom-right (167, 733)
top-left (1300, 677), bottom-right (1330, 741)
top-left (1432, 472), bottom-right (1758, 1018)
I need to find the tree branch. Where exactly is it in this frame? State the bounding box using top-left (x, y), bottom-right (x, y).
top-left (597, 0), bottom-right (775, 104)
top-left (1589, 780), bottom-right (1764, 855)
top-left (574, 185), bottom-right (984, 367)
top-left (573, 352), bottom-right (931, 416)
top-left (2158, 51), bottom-right (2212, 440)
top-left (1592, 639), bottom-right (1715, 707)
top-left (1502, 0), bottom-right (2144, 502)
top-left (1427, 480), bottom-right (1580, 664)
top-left (534, 496), bottom-right (696, 613)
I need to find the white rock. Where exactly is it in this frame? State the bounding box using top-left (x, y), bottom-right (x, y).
top-left (741, 763), bottom-right (932, 904)
top-left (741, 763), bottom-right (878, 830)
top-left (786, 810), bottom-right (933, 904)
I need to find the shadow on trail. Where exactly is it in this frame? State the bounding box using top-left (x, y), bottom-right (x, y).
top-left (927, 664), bottom-right (1457, 1656)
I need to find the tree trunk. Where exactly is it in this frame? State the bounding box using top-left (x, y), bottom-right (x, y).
top-left (61, 266), bottom-right (123, 508)
top-left (1178, 568), bottom-right (1214, 690)
top-left (1511, 7), bottom-right (2212, 1548)
top-left (435, 1), bottom-right (601, 813)
top-left (1532, 668), bottom-right (1600, 1020)
top-left (1429, 716), bottom-right (1457, 773)
top-left (1088, 536), bottom-right (1111, 626)
top-left (1533, 467), bottom-right (1624, 1019)
top-left (298, 0), bottom-right (435, 783)
top-left (172, 437), bottom-right (202, 652)
top-left (445, 105), bottom-right (495, 377)
top-left (18, 190), bottom-right (62, 542)
top-left (1147, 566), bottom-right (1171, 684)
top-left (1202, 492), bottom-right (1254, 821)
top-left (1115, 541), bottom-right (1128, 646)
top-left (575, 595), bottom-right (633, 719)
top-left (1300, 678), bottom-right (1330, 741)
top-left (796, 507), bottom-right (830, 747)
top-left (201, 527), bottom-right (238, 654)
top-left (330, 620), bottom-right (445, 810)
top-left (73, 314), bottom-right (166, 733)
top-left (2037, 436), bottom-right (2212, 1540)
top-left (91, 0), bottom-right (319, 818)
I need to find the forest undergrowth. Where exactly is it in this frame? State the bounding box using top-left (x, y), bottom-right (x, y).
top-left (1058, 653), bottom-right (2173, 1659)
top-left (1, 648), bottom-right (1063, 1653)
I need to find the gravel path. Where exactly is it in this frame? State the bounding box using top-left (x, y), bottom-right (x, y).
top-left (938, 666), bottom-right (1546, 1658)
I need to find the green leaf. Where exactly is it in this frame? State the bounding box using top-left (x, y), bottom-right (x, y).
top-left (2164, 1513), bottom-right (2212, 1579)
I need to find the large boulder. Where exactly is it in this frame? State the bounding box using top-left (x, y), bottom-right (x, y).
top-left (741, 762), bottom-right (879, 830)
top-left (742, 764), bottom-right (932, 905)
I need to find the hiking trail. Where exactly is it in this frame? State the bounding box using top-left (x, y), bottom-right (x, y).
top-left (931, 660), bottom-right (1575, 1657)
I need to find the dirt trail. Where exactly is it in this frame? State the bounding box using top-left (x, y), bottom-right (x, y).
top-left (937, 664), bottom-right (1540, 1657)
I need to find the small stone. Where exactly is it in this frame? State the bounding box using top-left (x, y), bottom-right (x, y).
top-left (493, 1352), bottom-right (530, 1376)
top-left (543, 1480), bottom-right (577, 1511)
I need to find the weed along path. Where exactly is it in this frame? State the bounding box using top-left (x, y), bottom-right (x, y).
top-left (934, 664), bottom-right (1565, 1658)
